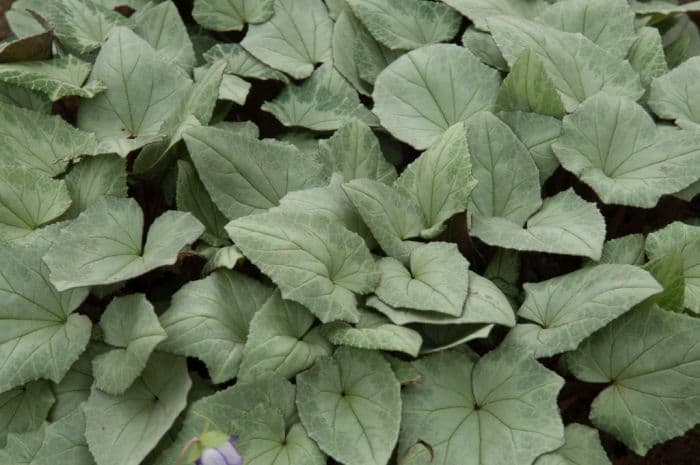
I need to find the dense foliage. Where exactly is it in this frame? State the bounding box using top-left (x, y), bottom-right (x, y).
top-left (0, 1), bottom-right (699, 465)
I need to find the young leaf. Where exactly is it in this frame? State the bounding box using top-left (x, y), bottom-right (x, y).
top-left (200, 244), bottom-right (245, 274)
top-left (401, 347), bottom-right (564, 465)
top-left (395, 122), bottom-right (476, 237)
top-left (84, 353), bottom-right (191, 465)
top-left (133, 1), bottom-right (196, 71)
top-left (628, 27), bottom-right (668, 89)
top-left (0, 381), bottom-right (54, 447)
top-left (593, 234), bottom-right (646, 266)
top-left (565, 307), bottom-right (700, 455)
top-left (375, 242), bottom-right (469, 317)
top-left (332, 10), bottom-right (374, 96)
top-left (467, 112), bottom-right (541, 225)
top-left (0, 104), bottom-right (96, 176)
top-left (489, 16), bottom-right (644, 111)
top-left (368, 271), bottom-right (515, 328)
top-left (76, 27), bottom-right (192, 157)
top-left (442, 0), bottom-right (547, 30)
top-left (262, 63), bottom-right (377, 131)
top-left (227, 211), bottom-right (379, 323)
top-left (373, 44), bottom-right (500, 150)
top-left (234, 404), bottom-right (326, 465)
top-left (642, 249), bottom-right (686, 312)
top-left (0, 233), bottom-right (91, 394)
top-left (536, 0), bottom-right (636, 58)
top-left (503, 264), bottom-right (662, 358)
top-left (342, 178), bottom-right (425, 261)
top-left (297, 346), bottom-right (401, 465)
top-left (495, 49), bottom-right (566, 117)
top-left (159, 270), bottom-right (274, 383)
top-left (646, 221), bottom-right (700, 313)
top-left (184, 126), bottom-right (324, 220)
top-left (497, 111), bottom-right (562, 183)
top-left (0, 55), bottom-right (106, 101)
top-left (354, 15), bottom-right (402, 85)
top-left (92, 294), bottom-right (167, 395)
top-left (470, 189), bottom-right (606, 260)
top-left (239, 291), bottom-right (331, 381)
top-left (317, 118), bottom-right (397, 184)
top-left (462, 28), bottom-right (508, 70)
top-left (346, 0), bottom-right (461, 50)
top-left (176, 160), bottom-right (229, 247)
top-left (322, 308), bottom-right (423, 357)
top-left (43, 196), bottom-right (204, 291)
top-left (553, 94), bottom-right (700, 208)
top-left (534, 424), bottom-right (611, 465)
top-left (241, 0), bottom-right (333, 79)
top-left (0, 167), bottom-right (71, 242)
top-left (649, 56), bottom-right (700, 129)
top-left (63, 155), bottom-right (127, 219)
top-left (193, 0), bottom-right (274, 31)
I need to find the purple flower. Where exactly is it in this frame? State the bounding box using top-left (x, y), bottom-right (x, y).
top-left (195, 435), bottom-right (243, 465)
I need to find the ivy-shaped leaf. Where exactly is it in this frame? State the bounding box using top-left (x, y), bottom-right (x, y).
top-left (241, 0), bottom-right (333, 79)
top-left (43, 196), bottom-right (204, 291)
top-left (375, 242), bottom-right (469, 317)
top-left (234, 404), bottom-right (326, 465)
top-left (565, 307), bottom-right (700, 455)
top-left (373, 44), bottom-right (500, 150)
top-left (321, 308), bottom-right (423, 357)
top-left (77, 27), bottom-right (192, 157)
top-left (0, 167), bottom-right (71, 242)
top-left (553, 94), bottom-right (700, 208)
top-left (297, 347), bottom-right (401, 465)
top-left (401, 347), bottom-right (564, 465)
top-left (0, 55), bottom-right (106, 101)
top-left (395, 122), bottom-right (476, 237)
top-left (503, 264), bottom-right (661, 358)
top-left (92, 294), bottom-right (167, 395)
top-left (0, 381), bottom-right (54, 447)
top-left (239, 291), bottom-right (331, 381)
top-left (0, 103), bottom-right (96, 176)
top-left (159, 270), bottom-right (273, 383)
top-left (184, 126), bottom-right (324, 221)
top-left (317, 118), bottom-right (397, 184)
top-left (262, 63), bottom-right (377, 131)
top-left (489, 16), bottom-right (643, 112)
top-left (193, 0), bottom-right (274, 32)
top-left (346, 0), bottom-right (461, 50)
top-left (84, 353), bottom-right (191, 465)
top-left (0, 231), bottom-right (91, 394)
top-left (227, 211), bottom-right (379, 323)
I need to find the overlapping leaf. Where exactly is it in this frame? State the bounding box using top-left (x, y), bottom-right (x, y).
top-left (373, 44), bottom-right (500, 150)
top-left (553, 94), bottom-right (700, 207)
top-left (159, 270), bottom-right (273, 383)
top-left (43, 196), bottom-right (204, 291)
top-left (241, 0), bottom-right (333, 79)
top-left (565, 307), bottom-right (700, 455)
top-left (227, 211), bottom-right (379, 323)
top-left (401, 347), bottom-right (564, 465)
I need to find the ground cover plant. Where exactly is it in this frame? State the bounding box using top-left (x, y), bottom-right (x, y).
top-left (0, 0), bottom-right (699, 464)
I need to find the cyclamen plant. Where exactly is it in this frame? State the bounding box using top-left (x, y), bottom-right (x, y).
top-left (0, 1), bottom-right (699, 465)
